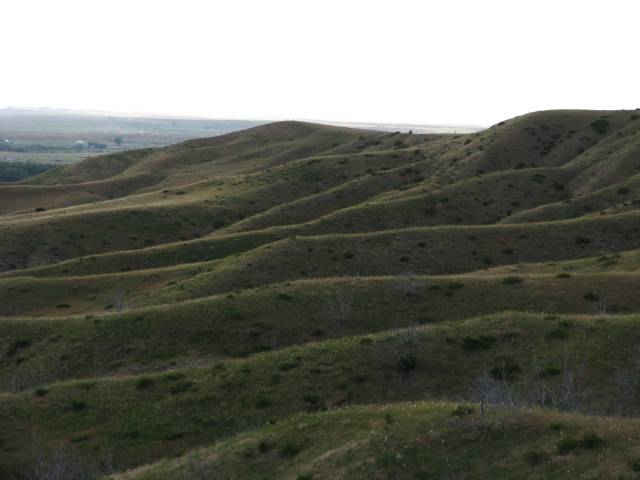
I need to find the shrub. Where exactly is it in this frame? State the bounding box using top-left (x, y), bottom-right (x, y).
top-left (502, 276), bottom-right (523, 285)
top-left (575, 236), bottom-right (591, 245)
top-left (539, 366), bottom-right (562, 377)
top-left (396, 351), bottom-right (417, 374)
top-left (7, 339), bottom-right (31, 356)
top-left (549, 421), bottom-right (566, 431)
top-left (377, 451), bottom-right (398, 466)
top-left (489, 362), bottom-right (521, 381)
top-left (161, 372), bottom-right (185, 382)
top-left (556, 432), bottom-right (604, 454)
top-left (278, 360), bottom-right (299, 371)
top-left (462, 335), bottom-right (496, 351)
top-left (170, 381), bottom-right (193, 394)
top-left (255, 396), bottom-right (272, 409)
top-left (302, 394), bottom-right (319, 405)
top-left (583, 292), bottom-right (599, 301)
top-left (580, 431), bottom-right (604, 449)
top-left (34, 388), bottom-right (48, 397)
top-left (546, 328), bottom-right (569, 341)
top-left (556, 272), bottom-right (571, 279)
top-left (557, 437), bottom-right (580, 455)
top-left (524, 450), bottom-right (549, 465)
top-left (618, 187), bottom-right (630, 195)
top-left (277, 293), bottom-right (294, 301)
top-left (258, 440), bottom-right (272, 453)
top-left (280, 442), bottom-right (302, 457)
top-left (451, 405), bottom-right (475, 417)
top-left (70, 400), bottom-right (87, 412)
top-left (590, 118), bottom-right (610, 135)
top-left (135, 377), bottom-right (154, 389)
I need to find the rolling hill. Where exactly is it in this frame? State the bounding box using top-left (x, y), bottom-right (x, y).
top-left (2, 109), bottom-right (640, 479)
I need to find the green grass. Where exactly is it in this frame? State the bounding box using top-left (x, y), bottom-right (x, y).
top-left (3, 109), bottom-right (640, 478)
top-left (112, 401), bottom-right (640, 480)
top-left (1, 312), bottom-right (640, 475)
top-left (3, 273), bottom-right (640, 388)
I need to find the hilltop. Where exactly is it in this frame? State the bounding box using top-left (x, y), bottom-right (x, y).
top-left (2, 109), bottom-right (640, 479)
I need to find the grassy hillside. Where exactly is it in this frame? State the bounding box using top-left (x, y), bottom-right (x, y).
top-left (112, 402), bottom-right (640, 480)
top-left (3, 312), bottom-right (640, 476)
top-left (2, 109), bottom-right (640, 479)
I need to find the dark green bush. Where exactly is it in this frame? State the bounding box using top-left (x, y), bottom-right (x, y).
top-left (580, 431), bottom-right (604, 449)
top-left (170, 381), bottom-right (193, 394)
top-left (557, 437), bottom-right (580, 455)
top-left (451, 405), bottom-right (475, 417)
top-left (302, 394), bottom-right (319, 405)
top-left (396, 352), bottom-right (417, 374)
top-left (255, 396), bottom-right (272, 409)
top-left (524, 450), bottom-right (549, 465)
top-left (539, 366), bottom-right (561, 377)
top-left (462, 335), bottom-right (496, 351)
top-left (556, 431), bottom-right (604, 454)
top-left (280, 442), bottom-right (302, 457)
top-left (70, 400), bottom-right (87, 412)
top-left (489, 362), bottom-right (521, 380)
top-left (135, 377), bottom-right (154, 389)
top-left (590, 118), bottom-right (610, 135)
top-left (546, 328), bottom-right (569, 341)
top-left (7, 339), bottom-right (31, 356)
top-left (258, 440), bottom-right (272, 453)
top-left (502, 276), bottom-right (523, 285)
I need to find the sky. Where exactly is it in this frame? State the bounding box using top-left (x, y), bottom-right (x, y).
top-left (2, 0), bottom-right (639, 127)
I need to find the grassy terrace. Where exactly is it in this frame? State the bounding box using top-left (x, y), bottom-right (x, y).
top-left (2, 110), bottom-right (640, 478)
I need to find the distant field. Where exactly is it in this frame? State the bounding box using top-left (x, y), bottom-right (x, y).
top-left (0, 108), bottom-right (266, 173)
top-left (0, 109), bottom-right (267, 181)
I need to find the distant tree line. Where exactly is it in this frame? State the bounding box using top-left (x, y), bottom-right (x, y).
top-left (0, 143), bottom-right (58, 153)
top-left (0, 162), bottom-right (54, 182)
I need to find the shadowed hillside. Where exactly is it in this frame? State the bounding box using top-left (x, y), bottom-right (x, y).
top-left (2, 109), bottom-right (640, 479)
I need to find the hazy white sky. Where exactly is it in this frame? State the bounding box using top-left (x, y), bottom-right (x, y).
top-left (2, 0), bottom-right (639, 126)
